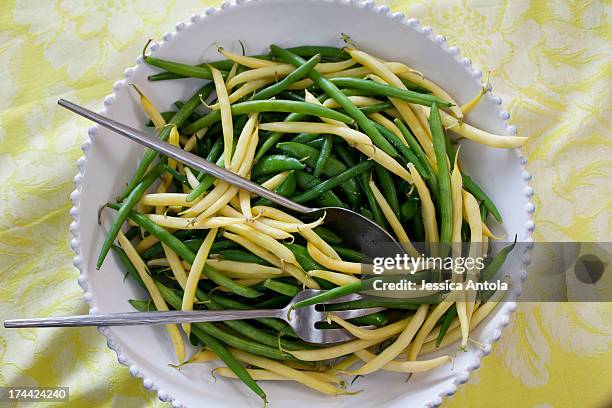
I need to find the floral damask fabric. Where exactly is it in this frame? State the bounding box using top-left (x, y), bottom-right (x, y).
top-left (0, 1), bottom-right (610, 407)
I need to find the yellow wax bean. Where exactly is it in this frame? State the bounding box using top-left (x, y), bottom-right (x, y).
top-left (354, 350), bottom-right (451, 373)
top-left (181, 228), bottom-right (217, 335)
top-left (327, 315), bottom-right (412, 341)
top-left (408, 165), bottom-right (439, 242)
top-left (252, 206), bottom-right (340, 260)
top-left (228, 349), bottom-right (343, 395)
top-left (368, 178), bottom-right (419, 257)
top-left (346, 304), bottom-right (429, 375)
top-left (307, 242), bottom-right (364, 274)
top-left (117, 232), bottom-right (185, 363)
top-left (306, 270), bottom-right (360, 286)
top-left (210, 65), bottom-right (233, 167)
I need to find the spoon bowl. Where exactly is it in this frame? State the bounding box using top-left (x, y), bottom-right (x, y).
top-left (307, 207), bottom-right (404, 260)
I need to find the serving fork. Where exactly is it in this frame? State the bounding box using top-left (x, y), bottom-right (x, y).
top-left (4, 290), bottom-right (383, 344)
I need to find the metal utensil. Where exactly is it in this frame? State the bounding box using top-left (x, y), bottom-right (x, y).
top-left (5, 291), bottom-right (382, 344)
top-left (57, 99), bottom-right (405, 259)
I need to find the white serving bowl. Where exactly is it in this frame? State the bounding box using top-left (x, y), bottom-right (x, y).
top-left (70, 1), bottom-right (534, 407)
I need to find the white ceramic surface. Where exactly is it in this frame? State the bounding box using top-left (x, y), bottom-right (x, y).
top-left (70, 1), bottom-right (534, 407)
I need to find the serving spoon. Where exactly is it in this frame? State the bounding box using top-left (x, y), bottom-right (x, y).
top-left (58, 99), bottom-right (405, 259)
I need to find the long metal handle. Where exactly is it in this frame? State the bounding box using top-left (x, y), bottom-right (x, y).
top-left (4, 308), bottom-right (284, 328)
top-left (58, 99), bottom-right (313, 214)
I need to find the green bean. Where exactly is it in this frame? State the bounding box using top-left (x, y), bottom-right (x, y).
top-left (371, 121), bottom-right (428, 177)
top-left (270, 45), bottom-right (399, 158)
top-left (129, 299), bottom-right (154, 311)
top-left (358, 170), bottom-right (389, 230)
top-left (292, 281), bottom-right (362, 309)
top-left (480, 237), bottom-right (516, 282)
top-left (480, 202), bottom-right (489, 222)
top-left (394, 118), bottom-right (440, 202)
top-left (213, 249), bottom-right (271, 265)
top-left (205, 264), bottom-right (263, 298)
top-left (187, 155), bottom-right (225, 201)
top-left (412, 207), bottom-right (426, 242)
top-left (119, 83), bottom-right (214, 200)
top-left (324, 298), bottom-right (421, 311)
top-left (285, 243), bottom-right (325, 271)
top-left (254, 171), bottom-right (296, 207)
top-left (253, 54), bottom-right (321, 100)
top-left (285, 45), bottom-right (349, 60)
top-left (312, 227), bottom-right (342, 244)
top-left (112, 245), bottom-right (144, 288)
top-left (430, 102), bottom-right (452, 244)
top-left (183, 100), bottom-right (354, 134)
top-left (357, 102), bottom-right (394, 114)
top-left (198, 136), bottom-right (224, 177)
top-left (173, 101), bottom-right (203, 125)
top-left (330, 246), bottom-right (363, 263)
top-left (435, 304), bottom-right (457, 347)
top-left (141, 238), bottom-right (238, 261)
top-left (97, 161), bottom-right (166, 269)
top-left (333, 143), bottom-right (388, 229)
top-left (294, 171), bottom-right (347, 208)
top-left (157, 282), bottom-right (299, 362)
top-left (445, 134), bottom-right (457, 170)
top-left (195, 137), bottom-right (209, 160)
top-left (400, 78), bottom-right (431, 93)
top-left (461, 220), bottom-right (470, 243)
top-left (290, 133), bottom-right (320, 144)
top-left (230, 115), bottom-right (250, 139)
top-left (124, 226), bottom-right (140, 241)
top-left (146, 64), bottom-right (228, 81)
top-left (360, 207), bottom-right (374, 220)
top-left (400, 197), bottom-right (419, 222)
top-left (263, 279), bottom-right (300, 297)
top-left (277, 142), bottom-right (361, 207)
top-left (329, 77), bottom-right (452, 107)
top-left (255, 112), bottom-right (305, 161)
top-left (147, 56), bottom-right (274, 81)
top-left (349, 313), bottom-right (388, 327)
top-left (374, 165), bottom-right (401, 219)
top-left (340, 88), bottom-right (381, 97)
top-left (251, 155), bottom-right (305, 178)
top-left (144, 56), bottom-right (228, 80)
top-left (163, 164), bottom-right (189, 186)
top-left (392, 119), bottom-right (429, 167)
top-left (462, 174), bottom-right (503, 223)
top-left (277, 240), bottom-right (338, 288)
top-left (292, 160), bottom-right (374, 203)
top-left (316, 313), bottom-right (388, 328)
top-left (147, 71), bottom-right (188, 81)
top-left (191, 325), bottom-right (268, 402)
top-left (280, 91), bottom-right (308, 101)
top-left (305, 137), bottom-right (326, 149)
top-left (313, 136), bottom-right (332, 177)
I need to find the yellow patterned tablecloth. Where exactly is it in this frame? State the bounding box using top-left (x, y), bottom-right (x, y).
top-left (0, 1), bottom-right (610, 407)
